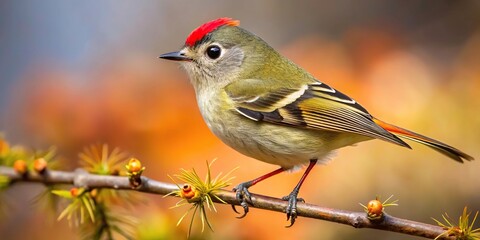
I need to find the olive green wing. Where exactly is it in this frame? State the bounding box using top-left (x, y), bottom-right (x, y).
top-left (225, 79), bottom-right (409, 148)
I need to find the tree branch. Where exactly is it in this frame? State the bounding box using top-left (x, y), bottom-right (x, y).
top-left (0, 166), bottom-right (452, 239)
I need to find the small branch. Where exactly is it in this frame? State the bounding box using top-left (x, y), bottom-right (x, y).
top-left (0, 166), bottom-right (452, 239)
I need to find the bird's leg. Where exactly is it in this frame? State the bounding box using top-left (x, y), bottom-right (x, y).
top-left (282, 159), bottom-right (317, 227)
top-left (232, 167), bottom-right (285, 218)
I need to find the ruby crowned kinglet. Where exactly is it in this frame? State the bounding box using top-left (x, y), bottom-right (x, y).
top-left (160, 17), bottom-right (473, 226)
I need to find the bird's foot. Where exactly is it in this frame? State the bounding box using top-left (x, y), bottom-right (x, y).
top-left (232, 181), bottom-right (254, 218)
top-left (282, 191), bottom-right (304, 227)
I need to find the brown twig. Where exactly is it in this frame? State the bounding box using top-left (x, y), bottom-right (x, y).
top-left (0, 166), bottom-right (452, 239)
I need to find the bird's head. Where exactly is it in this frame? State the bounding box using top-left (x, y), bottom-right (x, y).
top-left (160, 18), bottom-right (275, 91)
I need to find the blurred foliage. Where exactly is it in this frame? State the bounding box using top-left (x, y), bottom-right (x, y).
top-left (0, 140), bottom-right (140, 239)
top-left (0, 137), bottom-right (58, 173)
top-left (433, 207), bottom-right (480, 240)
top-left (53, 188), bottom-right (96, 226)
top-left (80, 144), bottom-right (127, 176)
top-left (167, 160), bottom-right (236, 238)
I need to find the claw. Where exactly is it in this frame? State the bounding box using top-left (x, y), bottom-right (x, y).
top-left (237, 200), bottom-right (250, 219)
top-left (231, 204), bottom-right (241, 214)
top-left (231, 204), bottom-right (249, 218)
top-left (231, 182), bottom-right (253, 218)
top-left (286, 215), bottom-right (296, 228)
top-left (282, 191), bottom-right (302, 227)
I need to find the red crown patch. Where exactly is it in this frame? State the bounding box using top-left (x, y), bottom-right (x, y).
top-left (185, 17), bottom-right (240, 47)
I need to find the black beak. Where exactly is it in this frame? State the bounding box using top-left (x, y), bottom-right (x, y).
top-left (159, 51), bottom-right (191, 61)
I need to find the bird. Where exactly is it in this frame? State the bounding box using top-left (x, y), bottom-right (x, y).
top-left (159, 17), bottom-right (474, 226)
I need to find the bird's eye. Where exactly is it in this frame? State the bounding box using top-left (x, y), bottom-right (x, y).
top-left (206, 45), bottom-right (221, 59)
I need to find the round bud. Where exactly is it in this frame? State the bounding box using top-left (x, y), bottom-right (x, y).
top-left (90, 189), bottom-right (98, 198)
top-left (33, 158), bottom-right (47, 173)
top-left (180, 184), bottom-right (196, 200)
top-left (367, 199), bottom-right (383, 217)
top-left (127, 158), bottom-right (143, 173)
top-left (70, 187), bottom-right (80, 198)
top-left (13, 160), bottom-right (27, 174)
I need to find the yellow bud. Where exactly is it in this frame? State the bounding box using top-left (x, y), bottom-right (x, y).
top-left (127, 158), bottom-right (143, 173)
top-left (90, 189), bottom-right (98, 198)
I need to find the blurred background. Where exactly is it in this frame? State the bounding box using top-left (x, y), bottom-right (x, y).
top-left (1, 1), bottom-right (479, 239)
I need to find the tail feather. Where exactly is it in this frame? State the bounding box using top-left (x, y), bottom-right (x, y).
top-left (373, 118), bottom-right (474, 163)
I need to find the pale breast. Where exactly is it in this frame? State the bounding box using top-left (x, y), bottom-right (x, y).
top-left (196, 88), bottom-right (370, 170)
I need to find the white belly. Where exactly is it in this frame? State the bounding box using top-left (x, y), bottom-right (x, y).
top-left (197, 89), bottom-right (370, 170)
